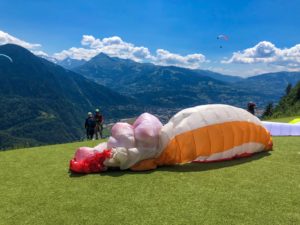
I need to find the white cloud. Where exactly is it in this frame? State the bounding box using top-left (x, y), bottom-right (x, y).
top-left (0, 30), bottom-right (41, 49)
top-left (53, 47), bottom-right (100, 61)
top-left (102, 36), bottom-right (123, 46)
top-left (223, 41), bottom-right (300, 69)
top-left (2, 30), bottom-right (299, 75)
top-left (154, 49), bottom-right (207, 69)
top-left (53, 35), bottom-right (207, 69)
top-left (81, 35), bottom-right (102, 48)
top-left (32, 50), bottom-right (49, 57)
top-left (55, 35), bottom-right (153, 63)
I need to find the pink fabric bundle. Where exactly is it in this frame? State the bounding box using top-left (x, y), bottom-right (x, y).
top-left (70, 113), bottom-right (163, 173)
top-left (107, 113), bottom-right (162, 150)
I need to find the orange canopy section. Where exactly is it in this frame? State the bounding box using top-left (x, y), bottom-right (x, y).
top-left (132, 104), bottom-right (272, 171)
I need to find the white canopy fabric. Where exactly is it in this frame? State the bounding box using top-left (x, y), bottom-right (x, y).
top-left (262, 121), bottom-right (300, 136)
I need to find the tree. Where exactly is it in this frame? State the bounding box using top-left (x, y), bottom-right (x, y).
top-left (262, 102), bottom-right (274, 118)
top-left (297, 87), bottom-right (300, 100)
top-left (285, 83), bottom-right (292, 95)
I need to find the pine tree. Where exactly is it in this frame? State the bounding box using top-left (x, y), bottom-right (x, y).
top-left (262, 102), bottom-right (273, 118)
top-left (285, 83), bottom-right (292, 95)
top-left (296, 87), bottom-right (300, 100)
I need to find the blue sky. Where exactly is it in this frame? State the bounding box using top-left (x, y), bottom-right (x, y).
top-left (0, 0), bottom-right (300, 76)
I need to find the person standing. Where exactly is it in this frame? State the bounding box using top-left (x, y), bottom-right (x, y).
top-left (85, 112), bottom-right (96, 140)
top-left (94, 109), bottom-right (104, 139)
top-left (247, 102), bottom-right (256, 115)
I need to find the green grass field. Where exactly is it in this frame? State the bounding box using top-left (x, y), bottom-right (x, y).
top-left (1, 127), bottom-right (300, 224)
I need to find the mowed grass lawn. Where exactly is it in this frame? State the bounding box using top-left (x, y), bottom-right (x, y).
top-left (0, 137), bottom-right (299, 225)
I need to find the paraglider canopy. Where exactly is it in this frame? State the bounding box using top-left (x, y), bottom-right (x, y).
top-left (217, 34), bottom-right (229, 41)
top-left (289, 118), bottom-right (300, 124)
top-left (217, 34), bottom-right (229, 48)
top-left (0, 53), bottom-right (13, 63)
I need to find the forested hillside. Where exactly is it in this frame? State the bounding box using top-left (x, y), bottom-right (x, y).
top-left (263, 81), bottom-right (300, 119)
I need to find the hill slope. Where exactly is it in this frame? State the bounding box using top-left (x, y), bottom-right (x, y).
top-left (267, 80), bottom-right (300, 118)
top-left (0, 44), bottom-right (141, 149)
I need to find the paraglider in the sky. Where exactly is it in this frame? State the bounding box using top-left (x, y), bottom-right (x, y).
top-left (0, 54), bottom-right (13, 63)
top-left (217, 34), bottom-right (229, 48)
top-left (69, 104), bottom-right (273, 173)
top-left (217, 34), bottom-right (229, 40)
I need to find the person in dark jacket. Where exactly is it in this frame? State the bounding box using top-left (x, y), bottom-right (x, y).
top-left (94, 109), bottom-right (104, 139)
top-left (247, 102), bottom-right (256, 115)
top-left (85, 112), bottom-right (96, 140)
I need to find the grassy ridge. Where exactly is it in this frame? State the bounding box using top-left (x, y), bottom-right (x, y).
top-left (0, 137), bottom-right (299, 225)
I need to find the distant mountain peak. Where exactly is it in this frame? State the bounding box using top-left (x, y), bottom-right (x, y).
top-left (0, 43), bottom-right (35, 57)
top-left (97, 52), bottom-right (110, 57)
top-left (0, 44), bottom-right (49, 67)
top-left (91, 52), bottom-right (112, 61)
top-left (90, 52), bottom-right (138, 65)
top-left (56, 57), bottom-right (86, 69)
top-left (1, 43), bottom-right (26, 49)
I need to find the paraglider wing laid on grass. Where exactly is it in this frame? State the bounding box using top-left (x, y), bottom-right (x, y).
top-left (289, 118), bottom-right (300, 124)
top-left (262, 121), bottom-right (300, 136)
top-left (70, 104), bottom-right (273, 173)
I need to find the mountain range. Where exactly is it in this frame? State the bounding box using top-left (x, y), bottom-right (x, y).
top-left (0, 44), bottom-right (141, 149)
top-left (74, 53), bottom-right (300, 110)
top-left (57, 57), bottom-right (87, 69)
top-left (1, 44), bottom-right (300, 150)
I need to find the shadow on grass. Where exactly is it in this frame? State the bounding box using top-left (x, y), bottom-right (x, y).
top-left (69, 151), bottom-right (271, 178)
